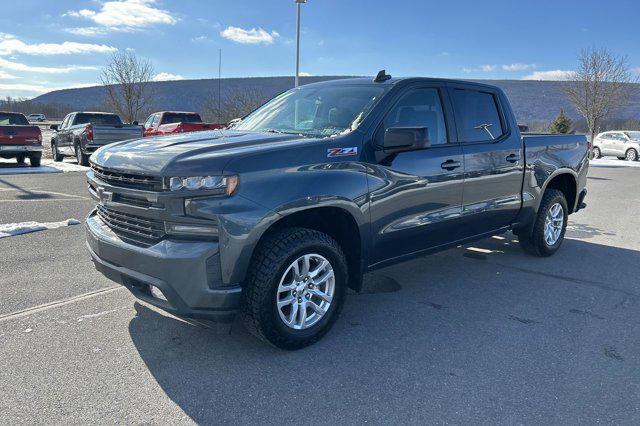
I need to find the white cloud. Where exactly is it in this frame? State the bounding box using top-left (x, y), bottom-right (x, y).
top-left (0, 57), bottom-right (97, 74)
top-left (0, 33), bottom-right (115, 56)
top-left (64, 27), bottom-right (109, 37)
top-left (191, 35), bottom-right (212, 43)
top-left (220, 26), bottom-right (279, 44)
top-left (0, 70), bottom-right (19, 79)
top-left (522, 70), bottom-right (574, 81)
top-left (66, 0), bottom-right (176, 31)
top-left (480, 64), bottom-right (496, 72)
top-left (502, 63), bottom-right (536, 71)
top-left (153, 72), bottom-right (184, 81)
top-left (299, 72), bottom-right (312, 77)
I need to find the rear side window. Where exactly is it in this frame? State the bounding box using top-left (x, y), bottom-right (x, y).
top-left (0, 113), bottom-right (29, 125)
top-left (162, 113), bottom-right (202, 124)
top-left (381, 88), bottom-right (448, 145)
top-left (452, 89), bottom-right (505, 142)
top-left (74, 113), bottom-right (122, 126)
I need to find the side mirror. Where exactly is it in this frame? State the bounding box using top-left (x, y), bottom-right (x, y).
top-left (227, 118), bottom-right (241, 128)
top-left (383, 127), bottom-right (430, 154)
top-left (50, 124), bottom-right (59, 131)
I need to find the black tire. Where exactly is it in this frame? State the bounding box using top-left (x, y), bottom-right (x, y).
top-left (75, 144), bottom-right (89, 166)
top-left (617, 156), bottom-right (626, 160)
top-left (242, 227), bottom-right (348, 350)
top-left (52, 141), bottom-right (63, 162)
top-left (16, 154), bottom-right (26, 165)
top-left (519, 189), bottom-right (568, 257)
top-left (29, 153), bottom-right (41, 167)
top-left (592, 147), bottom-right (601, 159)
top-left (626, 148), bottom-right (638, 162)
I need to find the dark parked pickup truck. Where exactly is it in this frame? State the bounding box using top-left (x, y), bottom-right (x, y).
top-left (51, 112), bottom-right (143, 166)
top-left (86, 73), bottom-right (588, 349)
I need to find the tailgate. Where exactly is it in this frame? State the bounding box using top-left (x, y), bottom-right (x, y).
top-left (0, 125), bottom-right (41, 146)
top-left (92, 125), bottom-right (143, 144)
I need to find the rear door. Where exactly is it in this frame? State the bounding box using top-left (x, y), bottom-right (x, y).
top-left (368, 84), bottom-right (465, 264)
top-left (449, 85), bottom-right (524, 236)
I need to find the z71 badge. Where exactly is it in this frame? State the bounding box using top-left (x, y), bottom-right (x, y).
top-left (327, 147), bottom-right (358, 158)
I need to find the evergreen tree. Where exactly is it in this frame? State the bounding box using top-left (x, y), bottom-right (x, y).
top-left (549, 109), bottom-right (573, 134)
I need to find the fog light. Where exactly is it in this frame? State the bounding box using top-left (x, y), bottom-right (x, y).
top-left (149, 285), bottom-right (167, 301)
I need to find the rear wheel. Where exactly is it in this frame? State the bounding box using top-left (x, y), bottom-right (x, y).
top-left (592, 147), bottom-right (601, 159)
top-left (75, 144), bottom-right (89, 166)
top-left (29, 152), bottom-right (41, 167)
top-left (16, 154), bottom-right (26, 165)
top-left (242, 227), bottom-right (347, 350)
top-left (626, 148), bottom-right (638, 162)
top-left (519, 189), bottom-right (568, 257)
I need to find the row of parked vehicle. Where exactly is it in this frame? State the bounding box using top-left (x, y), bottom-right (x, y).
top-left (50, 110), bottom-right (223, 165)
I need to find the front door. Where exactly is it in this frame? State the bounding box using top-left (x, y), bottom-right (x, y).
top-left (368, 86), bottom-right (465, 265)
top-left (448, 86), bottom-right (524, 236)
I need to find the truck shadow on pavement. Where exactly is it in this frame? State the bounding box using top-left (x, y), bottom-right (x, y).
top-left (127, 234), bottom-right (640, 423)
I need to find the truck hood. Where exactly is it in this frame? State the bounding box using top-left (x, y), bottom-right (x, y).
top-left (90, 130), bottom-right (312, 176)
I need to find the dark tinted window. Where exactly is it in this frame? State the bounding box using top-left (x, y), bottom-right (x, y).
top-left (381, 88), bottom-right (447, 145)
top-left (452, 89), bottom-right (505, 142)
top-left (162, 113), bottom-right (202, 124)
top-left (74, 113), bottom-right (122, 126)
top-left (0, 112), bottom-right (29, 125)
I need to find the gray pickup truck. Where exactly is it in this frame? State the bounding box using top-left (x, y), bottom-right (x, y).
top-left (86, 73), bottom-right (588, 349)
top-left (51, 112), bottom-right (142, 166)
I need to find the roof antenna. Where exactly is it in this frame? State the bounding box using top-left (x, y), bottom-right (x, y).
top-left (373, 69), bottom-right (391, 83)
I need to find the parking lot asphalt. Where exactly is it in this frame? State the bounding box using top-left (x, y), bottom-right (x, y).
top-left (0, 162), bottom-right (639, 424)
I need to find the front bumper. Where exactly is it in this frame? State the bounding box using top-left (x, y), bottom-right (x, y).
top-left (86, 211), bottom-right (242, 322)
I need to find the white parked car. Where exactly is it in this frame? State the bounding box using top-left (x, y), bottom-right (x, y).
top-left (592, 131), bottom-right (640, 161)
top-left (26, 113), bottom-right (46, 122)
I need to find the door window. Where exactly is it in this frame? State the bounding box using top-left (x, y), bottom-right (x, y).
top-left (60, 114), bottom-right (71, 129)
top-left (452, 89), bottom-right (505, 142)
top-left (143, 115), bottom-right (154, 128)
top-left (380, 88), bottom-right (448, 145)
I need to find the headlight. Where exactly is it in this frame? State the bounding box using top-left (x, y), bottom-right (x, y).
top-left (167, 175), bottom-right (239, 195)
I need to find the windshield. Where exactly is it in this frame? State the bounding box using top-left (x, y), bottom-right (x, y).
top-left (234, 84), bottom-right (386, 137)
top-left (75, 113), bottom-right (122, 126)
top-left (625, 131), bottom-right (640, 140)
top-left (0, 113), bottom-right (29, 125)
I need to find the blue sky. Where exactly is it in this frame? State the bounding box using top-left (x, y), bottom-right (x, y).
top-left (0, 0), bottom-right (638, 98)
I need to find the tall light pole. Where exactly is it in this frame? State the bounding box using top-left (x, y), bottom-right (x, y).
top-left (295, 0), bottom-right (307, 87)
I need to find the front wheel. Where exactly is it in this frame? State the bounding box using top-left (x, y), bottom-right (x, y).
top-left (519, 189), bottom-right (568, 257)
top-left (242, 228), bottom-right (347, 350)
top-left (626, 149), bottom-right (638, 162)
top-left (52, 142), bottom-right (63, 162)
top-left (592, 147), bottom-right (601, 159)
top-left (16, 154), bottom-right (26, 165)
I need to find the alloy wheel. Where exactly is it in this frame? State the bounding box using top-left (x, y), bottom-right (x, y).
top-left (544, 202), bottom-right (564, 246)
top-left (276, 253), bottom-right (335, 330)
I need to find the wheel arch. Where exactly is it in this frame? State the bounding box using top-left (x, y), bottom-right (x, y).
top-left (540, 170), bottom-right (578, 213)
top-left (250, 205), bottom-right (366, 292)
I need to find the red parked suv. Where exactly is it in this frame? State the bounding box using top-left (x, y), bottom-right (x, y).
top-left (143, 111), bottom-right (223, 137)
top-left (0, 111), bottom-right (43, 167)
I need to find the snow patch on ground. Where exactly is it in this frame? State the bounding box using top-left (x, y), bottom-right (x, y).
top-left (0, 219), bottom-right (81, 239)
top-left (590, 157), bottom-right (640, 168)
top-left (0, 158), bottom-right (89, 175)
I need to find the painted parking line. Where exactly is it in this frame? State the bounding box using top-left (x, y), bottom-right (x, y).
top-left (0, 286), bottom-right (123, 323)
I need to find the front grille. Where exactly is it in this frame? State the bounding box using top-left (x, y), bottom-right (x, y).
top-left (91, 165), bottom-right (163, 191)
top-left (96, 205), bottom-right (165, 247)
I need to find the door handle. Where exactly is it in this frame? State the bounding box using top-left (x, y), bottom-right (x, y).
top-left (441, 159), bottom-right (461, 170)
top-left (506, 153), bottom-right (521, 163)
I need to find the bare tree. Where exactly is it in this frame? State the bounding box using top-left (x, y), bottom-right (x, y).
top-left (202, 86), bottom-right (271, 124)
top-left (563, 47), bottom-right (637, 144)
top-left (100, 51), bottom-right (155, 123)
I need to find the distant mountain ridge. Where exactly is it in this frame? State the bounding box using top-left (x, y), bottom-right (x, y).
top-left (32, 76), bottom-right (640, 123)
